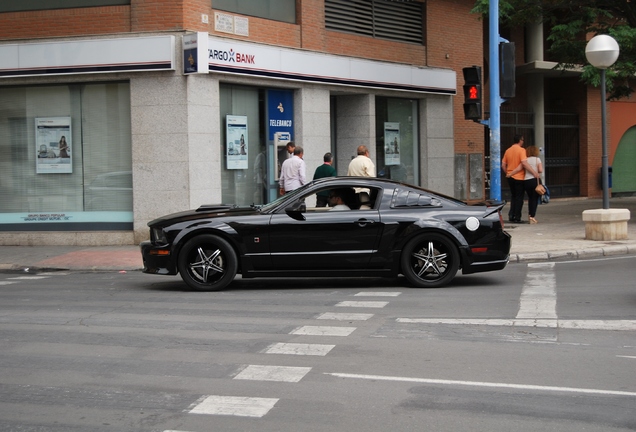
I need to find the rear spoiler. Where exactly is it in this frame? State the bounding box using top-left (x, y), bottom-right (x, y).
top-left (483, 201), bottom-right (506, 218)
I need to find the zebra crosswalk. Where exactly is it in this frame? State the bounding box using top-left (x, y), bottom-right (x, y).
top-left (184, 290), bottom-right (400, 420)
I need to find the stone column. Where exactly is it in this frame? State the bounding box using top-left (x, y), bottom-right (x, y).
top-left (526, 21), bottom-right (546, 154)
top-left (131, 74), bottom-right (219, 243)
top-left (423, 96), bottom-right (455, 197)
top-left (334, 94), bottom-right (375, 176)
top-left (294, 86), bottom-right (332, 178)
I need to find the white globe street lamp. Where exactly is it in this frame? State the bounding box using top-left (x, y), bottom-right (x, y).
top-left (585, 35), bottom-right (619, 209)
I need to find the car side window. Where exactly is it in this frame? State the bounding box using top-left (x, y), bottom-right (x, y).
top-left (297, 186), bottom-right (380, 212)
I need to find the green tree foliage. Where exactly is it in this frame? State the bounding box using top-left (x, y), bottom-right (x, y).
top-left (471, 0), bottom-right (636, 99)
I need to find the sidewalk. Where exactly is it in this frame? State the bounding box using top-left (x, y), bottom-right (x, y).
top-left (0, 196), bottom-right (635, 272)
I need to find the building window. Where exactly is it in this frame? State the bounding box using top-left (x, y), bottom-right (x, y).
top-left (325, 0), bottom-right (424, 45)
top-left (213, 0), bottom-right (296, 24)
top-left (220, 85), bottom-right (297, 206)
top-left (220, 85), bottom-right (266, 206)
top-left (0, 0), bottom-right (129, 13)
top-left (0, 82), bottom-right (132, 231)
top-left (375, 97), bottom-right (419, 185)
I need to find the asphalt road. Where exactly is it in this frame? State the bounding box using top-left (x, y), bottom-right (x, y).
top-left (0, 257), bottom-right (635, 432)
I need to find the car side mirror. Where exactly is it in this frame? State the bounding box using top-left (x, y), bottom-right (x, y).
top-left (285, 200), bottom-right (306, 221)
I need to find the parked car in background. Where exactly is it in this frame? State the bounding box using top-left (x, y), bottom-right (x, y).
top-left (140, 177), bottom-right (511, 291)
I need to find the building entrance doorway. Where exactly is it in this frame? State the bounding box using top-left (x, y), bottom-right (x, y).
top-left (486, 111), bottom-right (580, 199)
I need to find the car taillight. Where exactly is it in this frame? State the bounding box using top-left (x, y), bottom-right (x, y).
top-left (498, 209), bottom-right (505, 229)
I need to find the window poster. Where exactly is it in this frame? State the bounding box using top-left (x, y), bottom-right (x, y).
top-left (384, 122), bottom-right (401, 166)
top-left (35, 117), bottom-right (72, 174)
top-left (226, 115), bottom-right (248, 169)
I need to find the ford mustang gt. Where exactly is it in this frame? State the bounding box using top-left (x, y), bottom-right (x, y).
top-left (140, 177), bottom-right (511, 290)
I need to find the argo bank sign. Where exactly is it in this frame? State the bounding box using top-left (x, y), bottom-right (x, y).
top-left (207, 36), bottom-right (264, 75)
top-left (206, 35), bottom-right (456, 95)
top-left (209, 47), bottom-right (255, 65)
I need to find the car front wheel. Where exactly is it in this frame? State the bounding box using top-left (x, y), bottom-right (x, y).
top-left (177, 234), bottom-right (237, 291)
top-left (401, 232), bottom-right (460, 288)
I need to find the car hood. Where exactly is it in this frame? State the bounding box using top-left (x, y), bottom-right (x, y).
top-left (147, 204), bottom-right (260, 226)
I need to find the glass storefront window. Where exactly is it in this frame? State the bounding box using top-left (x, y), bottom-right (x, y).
top-left (0, 82), bottom-right (132, 230)
top-left (220, 84), bottom-right (295, 206)
top-left (220, 85), bottom-right (266, 205)
top-left (375, 97), bottom-right (419, 185)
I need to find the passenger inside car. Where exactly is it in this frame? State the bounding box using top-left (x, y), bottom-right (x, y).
top-left (328, 187), bottom-right (356, 210)
top-left (303, 186), bottom-right (378, 211)
top-left (358, 191), bottom-right (372, 209)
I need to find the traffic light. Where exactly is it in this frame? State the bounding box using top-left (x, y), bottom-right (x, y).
top-left (462, 66), bottom-right (482, 121)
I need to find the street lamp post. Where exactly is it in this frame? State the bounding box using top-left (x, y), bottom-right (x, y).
top-left (585, 35), bottom-right (619, 209)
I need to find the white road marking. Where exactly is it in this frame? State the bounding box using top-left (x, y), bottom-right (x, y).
top-left (354, 291), bottom-right (401, 297)
top-left (234, 364), bottom-right (311, 382)
top-left (7, 276), bottom-right (50, 280)
top-left (317, 312), bottom-right (374, 321)
top-left (559, 320), bottom-right (636, 331)
top-left (0, 281), bottom-right (18, 285)
top-left (617, 355), bottom-right (636, 359)
top-left (264, 342), bottom-right (335, 356)
top-left (325, 372), bottom-right (636, 397)
top-left (556, 255), bottom-right (636, 265)
top-left (397, 262), bottom-right (636, 332)
top-left (517, 262), bottom-right (557, 319)
top-left (189, 395), bottom-right (278, 417)
top-left (336, 301), bottom-right (388, 308)
top-left (396, 318), bottom-right (636, 331)
top-left (290, 325), bottom-right (356, 336)
top-left (397, 318), bottom-right (556, 328)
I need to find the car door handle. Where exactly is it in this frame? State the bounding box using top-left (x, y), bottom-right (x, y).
top-left (355, 218), bottom-right (375, 227)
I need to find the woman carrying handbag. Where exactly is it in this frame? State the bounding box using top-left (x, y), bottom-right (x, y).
top-left (509, 145), bottom-right (543, 224)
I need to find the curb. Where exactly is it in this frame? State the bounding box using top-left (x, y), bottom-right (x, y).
top-left (0, 264), bottom-right (143, 273)
top-left (511, 244), bottom-right (636, 263)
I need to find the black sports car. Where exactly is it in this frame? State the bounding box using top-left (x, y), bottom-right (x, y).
top-left (140, 177), bottom-right (511, 290)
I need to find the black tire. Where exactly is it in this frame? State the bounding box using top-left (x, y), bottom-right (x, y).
top-left (400, 232), bottom-right (460, 288)
top-left (177, 234), bottom-right (237, 291)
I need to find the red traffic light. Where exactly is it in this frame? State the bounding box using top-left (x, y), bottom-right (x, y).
top-left (462, 66), bottom-right (482, 121)
top-left (463, 84), bottom-right (481, 100)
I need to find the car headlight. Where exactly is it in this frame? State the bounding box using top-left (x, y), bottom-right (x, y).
top-left (151, 227), bottom-right (168, 245)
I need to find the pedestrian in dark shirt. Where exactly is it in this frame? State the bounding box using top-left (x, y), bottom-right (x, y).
top-left (313, 152), bottom-right (337, 207)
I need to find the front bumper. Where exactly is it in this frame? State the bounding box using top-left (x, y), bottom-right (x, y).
top-left (140, 240), bottom-right (178, 275)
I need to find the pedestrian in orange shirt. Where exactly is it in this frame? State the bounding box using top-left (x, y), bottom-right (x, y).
top-left (501, 135), bottom-right (539, 223)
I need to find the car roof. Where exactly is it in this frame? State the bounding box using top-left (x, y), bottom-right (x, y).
top-left (308, 176), bottom-right (462, 203)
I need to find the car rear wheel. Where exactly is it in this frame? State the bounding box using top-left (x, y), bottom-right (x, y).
top-left (177, 234), bottom-right (237, 291)
top-left (401, 232), bottom-right (459, 288)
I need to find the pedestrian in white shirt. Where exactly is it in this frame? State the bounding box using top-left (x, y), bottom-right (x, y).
top-left (279, 146), bottom-right (306, 195)
top-left (347, 145), bottom-right (375, 177)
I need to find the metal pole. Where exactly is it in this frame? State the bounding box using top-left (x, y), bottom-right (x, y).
top-left (601, 69), bottom-right (609, 209)
top-left (489, 0), bottom-right (502, 201)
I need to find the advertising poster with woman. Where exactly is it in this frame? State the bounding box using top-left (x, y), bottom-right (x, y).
top-left (35, 117), bottom-right (72, 174)
top-left (384, 122), bottom-right (401, 166)
top-left (226, 115), bottom-right (248, 169)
